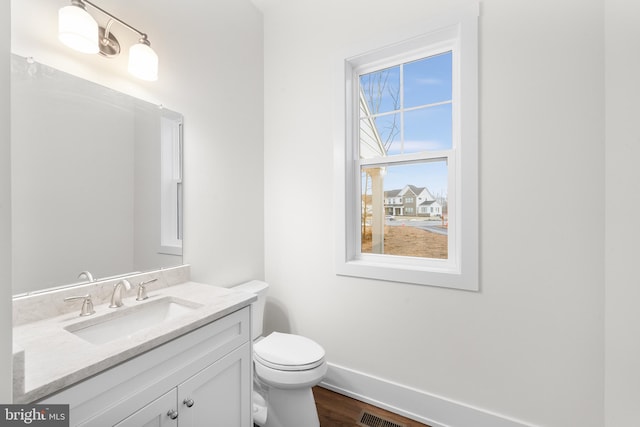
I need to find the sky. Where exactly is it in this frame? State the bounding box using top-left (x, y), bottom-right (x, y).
top-left (360, 51), bottom-right (452, 198)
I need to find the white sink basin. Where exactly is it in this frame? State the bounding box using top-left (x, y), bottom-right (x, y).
top-left (65, 297), bottom-right (202, 345)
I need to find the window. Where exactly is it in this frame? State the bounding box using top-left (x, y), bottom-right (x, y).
top-left (335, 6), bottom-right (478, 290)
top-left (159, 111), bottom-right (183, 256)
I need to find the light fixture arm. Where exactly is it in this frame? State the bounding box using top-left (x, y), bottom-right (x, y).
top-left (103, 18), bottom-right (115, 41)
top-left (82, 0), bottom-right (149, 42)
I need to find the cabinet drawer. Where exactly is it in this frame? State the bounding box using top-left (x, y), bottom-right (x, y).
top-left (41, 307), bottom-right (250, 426)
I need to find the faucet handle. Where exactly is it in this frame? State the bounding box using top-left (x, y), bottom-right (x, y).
top-left (64, 294), bottom-right (95, 316)
top-left (136, 278), bottom-right (158, 301)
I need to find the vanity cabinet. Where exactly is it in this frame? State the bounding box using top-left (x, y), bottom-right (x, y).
top-left (40, 307), bottom-right (252, 427)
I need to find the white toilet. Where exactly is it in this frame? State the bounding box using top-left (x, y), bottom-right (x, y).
top-left (233, 280), bottom-right (327, 427)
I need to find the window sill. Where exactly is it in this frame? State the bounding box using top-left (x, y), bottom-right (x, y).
top-left (336, 257), bottom-right (477, 291)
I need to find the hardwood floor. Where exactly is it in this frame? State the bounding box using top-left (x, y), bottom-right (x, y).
top-left (313, 386), bottom-right (431, 427)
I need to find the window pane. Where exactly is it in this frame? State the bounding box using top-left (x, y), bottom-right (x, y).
top-left (361, 160), bottom-right (448, 259)
top-left (403, 104), bottom-right (452, 151)
top-left (359, 113), bottom-right (400, 158)
top-left (359, 66), bottom-right (400, 116)
top-left (404, 51), bottom-right (452, 108)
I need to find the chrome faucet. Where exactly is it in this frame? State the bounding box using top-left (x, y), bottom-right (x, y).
top-left (77, 270), bottom-right (94, 282)
top-left (64, 294), bottom-right (95, 316)
top-left (109, 279), bottom-right (132, 308)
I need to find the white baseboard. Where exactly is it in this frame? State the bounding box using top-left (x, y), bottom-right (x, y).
top-left (320, 363), bottom-right (535, 427)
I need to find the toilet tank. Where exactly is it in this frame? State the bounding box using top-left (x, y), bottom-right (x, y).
top-left (232, 280), bottom-right (269, 340)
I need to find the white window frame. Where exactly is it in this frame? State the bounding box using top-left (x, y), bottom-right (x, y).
top-left (334, 6), bottom-right (478, 290)
top-left (159, 111), bottom-right (183, 256)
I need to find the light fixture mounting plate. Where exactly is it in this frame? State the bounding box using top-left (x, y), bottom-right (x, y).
top-left (98, 26), bottom-right (120, 57)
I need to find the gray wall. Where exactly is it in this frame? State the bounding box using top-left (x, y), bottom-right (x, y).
top-left (604, 0), bottom-right (640, 425)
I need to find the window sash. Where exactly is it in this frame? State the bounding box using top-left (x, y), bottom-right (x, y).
top-left (353, 152), bottom-right (457, 272)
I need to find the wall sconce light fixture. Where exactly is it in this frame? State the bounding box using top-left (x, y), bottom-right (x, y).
top-left (58, 0), bottom-right (158, 81)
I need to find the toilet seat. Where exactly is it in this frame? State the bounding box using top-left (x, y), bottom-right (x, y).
top-left (254, 357), bottom-right (328, 390)
top-left (254, 332), bottom-right (325, 371)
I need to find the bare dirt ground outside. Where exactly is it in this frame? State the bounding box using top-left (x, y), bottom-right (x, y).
top-left (362, 225), bottom-right (448, 259)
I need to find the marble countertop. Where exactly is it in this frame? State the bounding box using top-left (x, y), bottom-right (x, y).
top-left (13, 281), bottom-right (255, 404)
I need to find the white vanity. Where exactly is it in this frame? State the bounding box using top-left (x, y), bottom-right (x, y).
top-left (12, 266), bottom-right (255, 426)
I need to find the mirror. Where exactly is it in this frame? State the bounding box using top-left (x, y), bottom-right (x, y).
top-left (11, 55), bottom-right (183, 296)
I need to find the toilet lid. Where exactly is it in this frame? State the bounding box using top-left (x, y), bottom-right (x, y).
top-left (254, 332), bottom-right (325, 371)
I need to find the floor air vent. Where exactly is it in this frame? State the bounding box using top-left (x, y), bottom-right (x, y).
top-left (358, 410), bottom-right (407, 427)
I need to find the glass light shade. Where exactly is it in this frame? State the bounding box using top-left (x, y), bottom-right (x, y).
top-left (128, 42), bottom-right (158, 81)
top-left (58, 5), bottom-right (99, 54)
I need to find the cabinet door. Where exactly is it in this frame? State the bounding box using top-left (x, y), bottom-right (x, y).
top-left (177, 342), bottom-right (251, 426)
top-left (114, 389), bottom-right (178, 427)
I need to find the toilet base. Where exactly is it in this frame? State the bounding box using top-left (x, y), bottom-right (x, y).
top-left (263, 386), bottom-right (319, 427)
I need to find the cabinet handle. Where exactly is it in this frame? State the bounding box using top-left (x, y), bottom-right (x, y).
top-left (183, 398), bottom-right (195, 408)
top-left (167, 409), bottom-right (179, 420)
